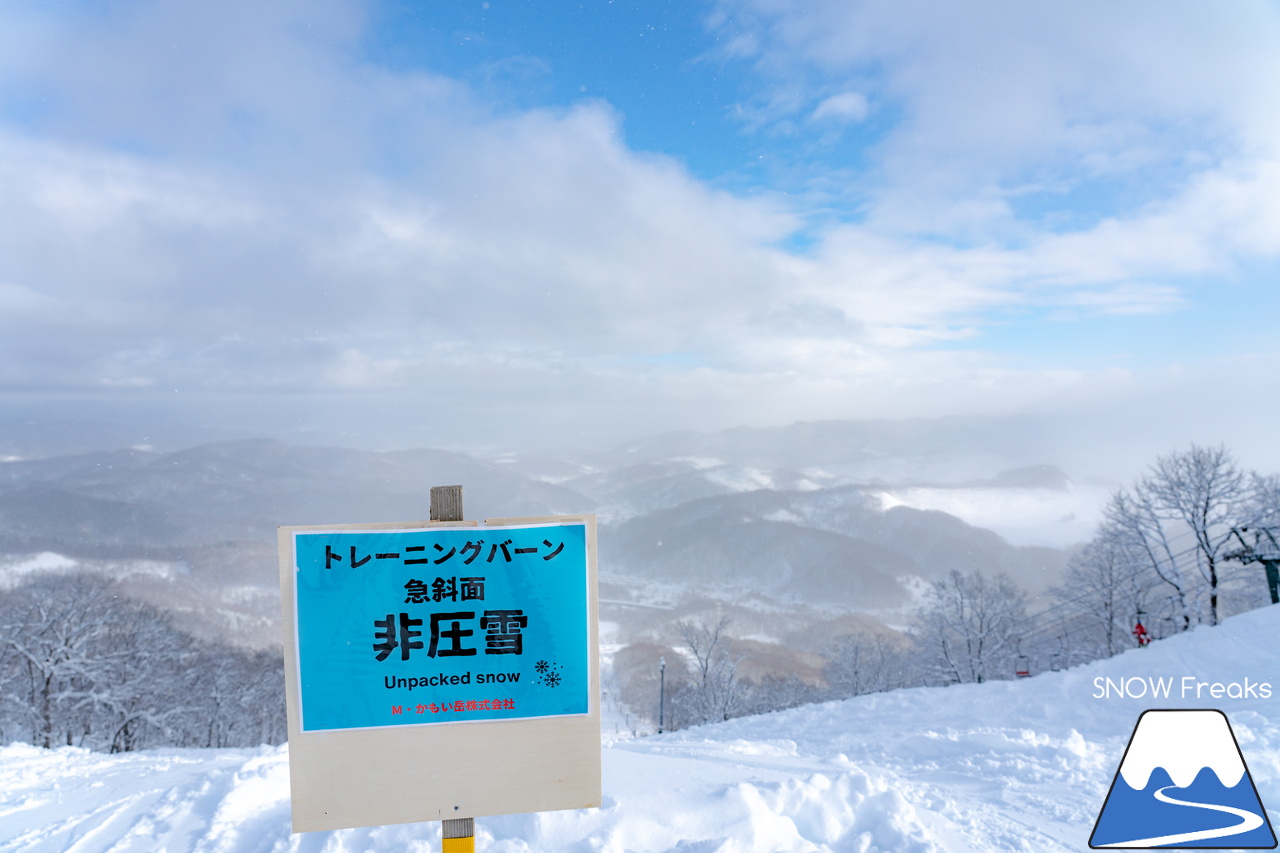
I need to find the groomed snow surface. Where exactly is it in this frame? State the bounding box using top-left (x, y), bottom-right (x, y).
top-left (4, 606), bottom-right (1280, 852)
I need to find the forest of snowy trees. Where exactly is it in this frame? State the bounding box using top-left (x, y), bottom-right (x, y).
top-left (1053, 444), bottom-right (1279, 641)
top-left (845, 444), bottom-right (1280, 696)
top-left (651, 444), bottom-right (1280, 730)
top-left (0, 573), bottom-right (285, 752)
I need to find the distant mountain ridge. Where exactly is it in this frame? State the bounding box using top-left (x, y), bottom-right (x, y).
top-left (0, 426), bottom-right (1076, 649)
top-left (601, 484), bottom-right (1066, 609)
top-left (559, 416), bottom-right (1067, 481)
top-left (0, 439), bottom-right (593, 554)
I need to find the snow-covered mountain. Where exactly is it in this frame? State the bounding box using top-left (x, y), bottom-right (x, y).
top-left (2, 599), bottom-right (1276, 851)
top-left (0, 439), bottom-right (594, 551)
top-left (0, 426), bottom-right (1086, 660)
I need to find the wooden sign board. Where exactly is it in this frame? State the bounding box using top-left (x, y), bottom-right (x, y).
top-left (277, 514), bottom-right (600, 833)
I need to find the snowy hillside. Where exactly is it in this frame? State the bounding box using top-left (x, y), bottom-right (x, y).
top-left (3, 605), bottom-right (1278, 852)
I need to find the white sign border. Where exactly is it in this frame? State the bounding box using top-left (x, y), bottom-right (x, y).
top-left (278, 514), bottom-right (600, 833)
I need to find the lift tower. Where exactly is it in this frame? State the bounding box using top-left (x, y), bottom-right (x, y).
top-left (1225, 526), bottom-right (1280, 605)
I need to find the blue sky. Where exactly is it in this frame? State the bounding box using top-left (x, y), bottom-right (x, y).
top-left (1, 0), bottom-right (1279, 463)
top-left (361, 0), bottom-right (893, 199)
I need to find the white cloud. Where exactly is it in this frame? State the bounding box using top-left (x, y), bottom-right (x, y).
top-left (809, 91), bottom-right (868, 124)
top-left (1, 0), bottom-right (1279, 451)
top-left (711, 0), bottom-right (1280, 232)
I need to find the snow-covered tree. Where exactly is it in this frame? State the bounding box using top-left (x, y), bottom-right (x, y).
top-left (1098, 444), bottom-right (1254, 630)
top-left (913, 570), bottom-right (1028, 685)
top-left (0, 572), bottom-right (285, 752)
top-left (1143, 444), bottom-right (1248, 626)
top-left (1101, 486), bottom-right (1195, 631)
top-left (1052, 533), bottom-right (1153, 658)
top-left (670, 615), bottom-right (746, 727)
top-left (739, 674), bottom-right (825, 716)
top-left (1246, 473), bottom-right (1280, 527)
top-left (824, 629), bottom-right (914, 697)
top-left (0, 573), bottom-right (119, 748)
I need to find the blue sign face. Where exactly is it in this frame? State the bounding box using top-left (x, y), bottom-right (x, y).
top-left (292, 522), bottom-right (590, 732)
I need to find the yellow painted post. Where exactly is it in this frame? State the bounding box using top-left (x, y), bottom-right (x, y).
top-left (442, 817), bottom-right (475, 852)
top-left (432, 486), bottom-right (475, 853)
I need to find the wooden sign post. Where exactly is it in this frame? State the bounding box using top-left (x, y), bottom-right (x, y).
top-left (277, 485), bottom-right (601, 844)
top-left (433, 486), bottom-right (473, 852)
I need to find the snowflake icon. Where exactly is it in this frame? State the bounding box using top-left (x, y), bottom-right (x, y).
top-left (533, 660), bottom-right (563, 687)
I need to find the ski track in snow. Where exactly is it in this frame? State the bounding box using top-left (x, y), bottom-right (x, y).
top-left (2, 606), bottom-right (1280, 852)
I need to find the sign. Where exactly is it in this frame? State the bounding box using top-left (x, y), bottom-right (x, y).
top-left (1090, 709), bottom-right (1276, 849)
top-left (293, 523), bottom-right (590, 732)
top-left (278, 515), bottom-right (600, 833)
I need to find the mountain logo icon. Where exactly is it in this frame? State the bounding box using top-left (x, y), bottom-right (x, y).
top-left (1090, 709), bottom-right (1277, 848)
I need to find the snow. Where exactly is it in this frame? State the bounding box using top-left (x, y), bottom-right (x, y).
top-left (705, 467), bottom-right (774, 492)
top-left (763, 509), bottom-right (802, 524)
top-left (874, 484), bottom-right (1112, 548)
top-left (673, 457), bottom-right (724, 471)
top-left (0, 553), bottom-right (181, 590)
top-left (0, 553), bottom-right (79, 588)
top-left (4, 606), bottom-right (1280, 852)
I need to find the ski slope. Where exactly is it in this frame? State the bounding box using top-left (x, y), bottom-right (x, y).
top-left (2, 606), bottom-right (1279, 852)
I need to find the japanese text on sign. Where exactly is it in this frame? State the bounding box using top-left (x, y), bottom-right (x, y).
top-left (292, 522), bottom-right (588, 732)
